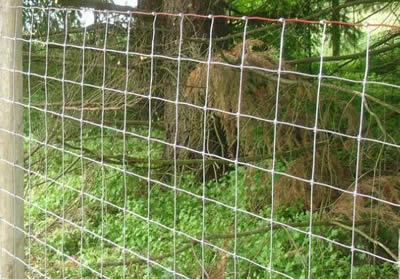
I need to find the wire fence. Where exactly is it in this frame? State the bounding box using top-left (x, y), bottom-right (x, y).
top-left (1, 4), bottom-right (400, 279)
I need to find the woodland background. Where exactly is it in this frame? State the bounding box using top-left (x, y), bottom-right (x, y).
top-left (21, 0), bottom-right (400, 278)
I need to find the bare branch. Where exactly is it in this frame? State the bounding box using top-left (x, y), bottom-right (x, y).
top-left (100, 219), bottom-right (374, 268)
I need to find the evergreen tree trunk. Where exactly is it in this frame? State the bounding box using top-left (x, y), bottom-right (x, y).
top-left (137, 0), bottom-right (162, 11)
top-left (161, 0), bottom-right (226, 159)
top-left (332, 0), bottom-right (341, 56)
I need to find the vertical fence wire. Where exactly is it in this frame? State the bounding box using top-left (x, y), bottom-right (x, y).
top-left (202, 14), bottom-right (215, 279)
top-left (307, 21), bottom-right (327, 279)
top-left (268, 18), bottom-right (286, 278)
top-left (350, 23), bottom-right (371, 279)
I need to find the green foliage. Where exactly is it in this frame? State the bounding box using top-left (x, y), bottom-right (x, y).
top-left (26, 148), bottom-right (398, 277)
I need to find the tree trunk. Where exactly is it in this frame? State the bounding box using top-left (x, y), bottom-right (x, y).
top-left (137, 0), bottom-right (162, 11)
top-left (161, 0), bottom-right (227, 159)
top-left (332, 0), bottom-right (341, 56)
top-left (0, 2), bottom-right (24, 279)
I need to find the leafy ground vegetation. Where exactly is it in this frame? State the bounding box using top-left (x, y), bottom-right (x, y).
top-left (22, 0), bottom-right (400, 278)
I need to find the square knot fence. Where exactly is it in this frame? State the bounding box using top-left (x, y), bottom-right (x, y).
top-left (0, 1), bottom-right (400, 279)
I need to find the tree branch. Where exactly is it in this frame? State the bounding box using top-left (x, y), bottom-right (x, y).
top-left (100, 219), bottom-right (373, 268)
top-left (332, 220), bottom-right (398, 262)
top-left (286, 41), bottom-right (400, 65)
top-left (308, 0), bottom-right (399, 20)
top-left (57, 0), bottom-right (399, 46)
top-left (209, 0), bottom-right (400, 43)
top-left (102, 242), bottom-right (195, 268)
top-left (56, 0), bottom-right (137, 12)
top-left (253, 70), bottom-right (400, 115)
top-left (61, 139), bottom-right (328, 168)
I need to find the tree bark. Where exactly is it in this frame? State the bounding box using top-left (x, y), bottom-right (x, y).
top-left (0, 2), bottom-right (24, 279)
top-left (161, 0), bottom-right (227, 159)
top-left (137, 0), bottom-right (162, 11)
top-left (332, 0), bottom-right (341, 56)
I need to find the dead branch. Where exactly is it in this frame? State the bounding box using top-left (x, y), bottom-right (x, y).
top-left (99, 219), bottom-right (373, 268)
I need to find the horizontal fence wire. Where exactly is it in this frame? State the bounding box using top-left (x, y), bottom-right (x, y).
top-left (0, 4), bottom-right (400, 279)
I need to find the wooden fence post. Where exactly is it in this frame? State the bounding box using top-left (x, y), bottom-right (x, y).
top-left (0, 1), bottom-right (24, 278)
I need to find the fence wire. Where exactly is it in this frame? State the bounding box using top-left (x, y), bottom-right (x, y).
top-left (1, 5), bottom-right (400, 279)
